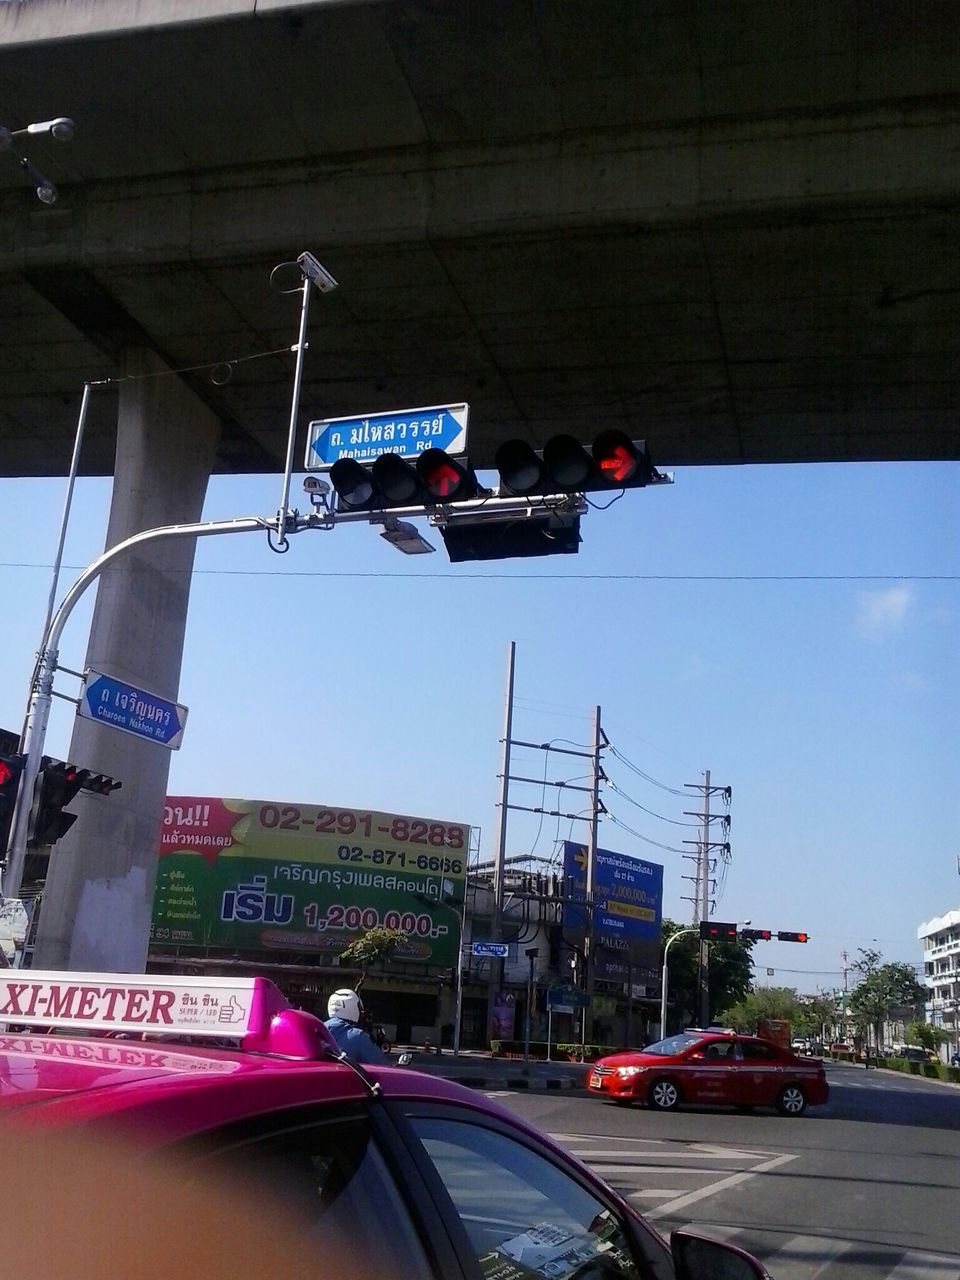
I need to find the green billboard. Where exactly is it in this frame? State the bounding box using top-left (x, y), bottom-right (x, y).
top-left (152, 796), bottom-right (468, 967)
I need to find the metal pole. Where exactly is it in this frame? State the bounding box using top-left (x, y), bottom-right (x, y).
top-left (582, 705), bottom-right (602, 1056)
top-left (2, 513), bottom-right (275, 900)
top-left (489, 641), bottom-right (515, 1042)
top-left (661, 928), bottom-right (697, 1037)
top-left (275, 274), bottom-right (313, 546)
top-left (524, 948), bottom-right (538, 1063)
top-left (697, 769), bottom-right (712, 1028)
top-left (453, 883), bottom-right (468, 1055)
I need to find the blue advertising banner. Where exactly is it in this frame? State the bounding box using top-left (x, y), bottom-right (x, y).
top-left (563, 841), bottom-right (663, 983)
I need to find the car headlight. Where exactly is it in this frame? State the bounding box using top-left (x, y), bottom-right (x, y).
top-left (616, 1065), bottom-right (646, 1077)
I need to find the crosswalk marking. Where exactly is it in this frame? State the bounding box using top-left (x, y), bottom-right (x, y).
top-left (758, 1233), bottom-right (853, 1280)
top-left (644, 1151), bottom-right (797, 1221)
top-left (885, 1253), bottom-right (960, 1280)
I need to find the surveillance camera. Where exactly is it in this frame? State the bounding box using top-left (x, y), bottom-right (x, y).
top-left (303, 475), bottom-right (330, 495)
top-left (297, 252), bottom-right (339, 294)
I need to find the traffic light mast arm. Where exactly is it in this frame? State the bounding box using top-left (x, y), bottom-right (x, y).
top-left (3, 512), bottom-right (286, 900)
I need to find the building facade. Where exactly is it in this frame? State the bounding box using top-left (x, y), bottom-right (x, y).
top-left (918, 908), bottom-right (960, 1060)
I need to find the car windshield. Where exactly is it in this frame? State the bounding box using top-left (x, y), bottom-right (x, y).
top-left (640, 1033), bottom-right (706, 1056)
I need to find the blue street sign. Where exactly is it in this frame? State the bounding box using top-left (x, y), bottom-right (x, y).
top-left (305, 403), bottom-right (469, 469)
top-left (471, 941), bottom-right (509, 958)
top-left (548, 984), bottom-right (590, 1009)
top-left (79, 670), bottom-right (188, 750)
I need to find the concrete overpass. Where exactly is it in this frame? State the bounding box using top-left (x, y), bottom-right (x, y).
top-left (2, 0), bottom-right (958, 475)
top-left (0, 0), bottom-right (957, 975)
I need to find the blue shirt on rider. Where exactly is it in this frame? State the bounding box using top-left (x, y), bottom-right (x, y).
top-left (323, 1017), bottom-right (388, 1065)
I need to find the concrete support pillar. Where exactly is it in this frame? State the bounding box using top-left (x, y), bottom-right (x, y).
top-left (34, 352), bottom-right (221, 972)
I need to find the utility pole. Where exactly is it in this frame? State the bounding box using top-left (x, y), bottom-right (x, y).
top-left (682, 771), bottom-right (732, 1028)
top-left (488, 641), bottom-right (516, 1042)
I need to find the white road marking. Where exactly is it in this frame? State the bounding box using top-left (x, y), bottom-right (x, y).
top-left (885, 1252), bottom-right (960, 1280)
top-left (628, 1189), bottom-right (686, 1200)
top-left (645, 1152), bottom-right (798, 1221)
top-left (759, 1233), bottom-right (853, 1280)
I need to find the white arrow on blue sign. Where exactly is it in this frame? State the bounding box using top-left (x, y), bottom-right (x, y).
top-left (79, 670), bottom-right (188, 750)
top-left (305, 403), bottom-right (469, 470)
top-left (471, 941), bottom-right (509, 958)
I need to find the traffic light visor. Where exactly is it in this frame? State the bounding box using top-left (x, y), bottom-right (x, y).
top-left (372, 453), bottom-right (420, 505)
top-left (417, 450), bottom-right (475, 502)
top-left (330, 458), bottom-right (376, 510)
top-left (495, 440), bottom-right (543, 496)
top-left (542, 435), bottom-right (593, 491)
top-left (593, 430), bottom-right (644, 486)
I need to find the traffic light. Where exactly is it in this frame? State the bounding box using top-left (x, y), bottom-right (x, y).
top-left (699, 921), bottom-right (738, 941)
top-left (740, 928), bottom-right (772, 941)
top-left (27, 757), bottom-right (122, 849)
top-left (777, 931), bottom-right (809, 943)
top-left (495, 431), bottom-right (659, 497)
top-left (437, 508), bottom-right (582, 562)
top-left (330, 449), bottom-right (481, 512)
top-left (0, 748), bottom-right (24, 853)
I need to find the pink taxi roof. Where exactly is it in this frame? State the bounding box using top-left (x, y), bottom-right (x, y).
top-left (0, 970), bottom-right (475, 1143)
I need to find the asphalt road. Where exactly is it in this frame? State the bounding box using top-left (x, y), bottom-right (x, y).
top-left (482, 1062), bottom-right (960, 1280)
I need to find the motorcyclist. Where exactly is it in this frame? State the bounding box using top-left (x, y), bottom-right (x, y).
top-left (323, 989), bottom-right (388, 1065)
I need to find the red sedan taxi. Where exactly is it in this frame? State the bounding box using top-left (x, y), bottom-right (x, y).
top-left (588, 1030), bottom-right (829, 1115)
top-left (0, 971), bottom-right (772, 1280)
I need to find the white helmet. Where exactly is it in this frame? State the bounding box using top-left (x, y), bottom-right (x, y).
top-left (327, 988), bottom-right (363, 1023)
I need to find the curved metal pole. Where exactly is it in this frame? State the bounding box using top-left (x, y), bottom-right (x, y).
top-left (660, 928), bottom-right (697, 1038)
top-left (3, 513), bottom-right (278, 901)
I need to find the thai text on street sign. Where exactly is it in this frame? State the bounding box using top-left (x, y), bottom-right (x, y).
top-left (305, 403), bottom-right (469, 469)
top-left (79, 670), bottom-right (187, 750)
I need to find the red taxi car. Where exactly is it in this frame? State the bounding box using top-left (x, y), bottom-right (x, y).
top-left (0, 971), bottom-right (772, 1280)
top-left (588, 1030), bottom-right (829, 1115)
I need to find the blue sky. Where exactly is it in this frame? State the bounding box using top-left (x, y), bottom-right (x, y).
top-left (1, 455), bottom-right (956, 995)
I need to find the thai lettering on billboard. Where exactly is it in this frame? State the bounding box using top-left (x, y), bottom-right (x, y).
top-left (152, 797), bottom-right (468, 968)
top-left (562, 841), bottom-right (663, 983)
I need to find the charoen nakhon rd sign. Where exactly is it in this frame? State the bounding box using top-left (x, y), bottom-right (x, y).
top-left (152, 796), bottom-right (469, 968)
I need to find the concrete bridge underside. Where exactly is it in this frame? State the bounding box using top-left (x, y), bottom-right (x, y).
top-left (0, 1), bottom-right (956, 971)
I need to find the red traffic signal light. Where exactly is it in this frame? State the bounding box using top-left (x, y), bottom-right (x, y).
top-left (27, 757), bottom-right (122, 849)
top-left (777, 931), bottom-right (809, 943)
top-left (496, 431), bottom-right (659, 497)
top-left (740, 928), bottom-right (772, 942)
top-left (699, 920), bottom-right (738, 941)
top-left (330, 449), bottom-right (479, 511)
top-left (0, 749), bottom-right (25, 853)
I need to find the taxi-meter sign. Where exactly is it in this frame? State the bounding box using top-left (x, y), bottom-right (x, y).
top-left (0, 971), bottom-right (286, 1040)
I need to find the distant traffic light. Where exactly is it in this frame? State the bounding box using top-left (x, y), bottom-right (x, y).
top-left (330, 449), bottom-right (480, 512)
top-left (699, 921), bottom-right (738, 941)
top-left (777, 931), bottom-right (809, 943)
top-left (27, 757), bottom-right (122, 849)
top-left (0, 748), bottom-right (24, 853)
top-left (495, 431), bottom-right (659, 497)
top-left (740, 928), bottom-right (773, 941)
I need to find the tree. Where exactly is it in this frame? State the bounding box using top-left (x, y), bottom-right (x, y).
top-left (660, 920), bottom-right (753, 1034)
top-left (720, 987), bottom-right (802, 1032)
top-left (904, 1019), bottom-right (949, 1055)
top-left (337, 927), bottom-right (407, 991)
top-left (848, 947), bottom-right (927, 1052)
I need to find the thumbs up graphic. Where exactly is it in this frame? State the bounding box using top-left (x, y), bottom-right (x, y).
top-left (218, 995), bottom-right (245, 1024)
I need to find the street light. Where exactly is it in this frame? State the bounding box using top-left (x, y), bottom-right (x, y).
top-left (0, 115), bottom-right (75, 205)
top-left (660, 928), bottom-right (697, 1038)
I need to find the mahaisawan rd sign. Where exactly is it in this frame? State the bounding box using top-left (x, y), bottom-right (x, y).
top-left (152, 796), bottom-right (468, 968)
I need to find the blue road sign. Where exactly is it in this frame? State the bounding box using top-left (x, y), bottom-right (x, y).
top-left (548, 984), bottom-right (590, 1009)
top-left (471, 941), bottom-right (509, 958)
top-left (305, 403), bottom-right (469, 469)
top-left (79, 670), bottom-right (188, 750)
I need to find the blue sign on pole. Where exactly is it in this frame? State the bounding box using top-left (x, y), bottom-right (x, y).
top-left (471, 941), bottom-right (509, 958)
top-left (305, 403), bottom-right (469, 469)
top-left (562, 842), bottom-right (663, 944)
top-left (79, 670), bottom-right (188, 750)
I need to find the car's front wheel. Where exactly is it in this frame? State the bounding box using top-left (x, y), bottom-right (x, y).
top-left (776, 1084), bottom-right (807, 1116)
top-left (648, 1078), bottom-right (680, 1110)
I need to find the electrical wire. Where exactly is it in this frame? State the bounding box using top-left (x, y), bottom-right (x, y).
top-left (607, 744), bottom-right (690, 797)
top-left (604, 812), bottom-right (688, 854)
top-left (605, 779), bottom-right (699, 827)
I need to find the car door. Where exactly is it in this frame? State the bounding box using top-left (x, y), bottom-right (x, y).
top-left (735, 1039), bottom-right (784, 1105)
top-left (682, 1038), bottom-right (739, 1105)
top-left (395, 1101), bottom-right (675, 1280)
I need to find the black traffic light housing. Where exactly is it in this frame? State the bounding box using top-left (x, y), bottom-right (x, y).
top-left (699, 921), bottom-right (738, 941)
top-left (777, 931), bottom-right (809, 943)
top-left (27, 756), bottom-right (122, 850)
top-left (740, 928), bottom-right (773, 941)
top-left (496, 431), bottom-right (659, 497)
top-left (0, 747), bottom-right (24, 854)
top-left (330, 449), bottom-right (482, 512)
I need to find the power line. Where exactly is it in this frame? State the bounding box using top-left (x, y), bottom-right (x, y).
top-left (607, 745), bottom-right (689, 797)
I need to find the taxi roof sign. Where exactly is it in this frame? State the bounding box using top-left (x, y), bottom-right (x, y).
top-left (0, 971), bottom-right (338, 1059)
